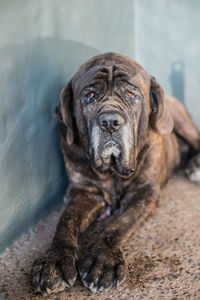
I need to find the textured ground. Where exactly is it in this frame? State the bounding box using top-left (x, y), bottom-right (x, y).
top-left (0, 174), bottom-right (200, 300)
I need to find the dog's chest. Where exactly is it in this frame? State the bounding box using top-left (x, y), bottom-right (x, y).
top-left (99, 176), bottom-right (126, 208)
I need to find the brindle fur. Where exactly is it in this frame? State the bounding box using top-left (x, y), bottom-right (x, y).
top-left (31, 53), bottom-right (200, 294)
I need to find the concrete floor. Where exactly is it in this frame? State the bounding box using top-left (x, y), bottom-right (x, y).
top-left (0, 175), bottom-right (200, 300)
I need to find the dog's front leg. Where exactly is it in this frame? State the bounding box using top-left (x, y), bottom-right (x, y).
top-left (31, 186), bottom-right (105, 294)
top-left (79, 184), bottom-right (159, 292)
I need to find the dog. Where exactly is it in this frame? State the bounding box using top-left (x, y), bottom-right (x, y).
top-left (31, 52), bottom-right (200, 294)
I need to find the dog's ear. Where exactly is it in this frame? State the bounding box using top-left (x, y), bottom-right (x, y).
top-left (150, 76), bottom-right (174, 135)
top-left (54, 81), bottom-right (74, 145)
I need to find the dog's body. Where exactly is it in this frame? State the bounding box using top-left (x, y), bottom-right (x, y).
top-left (32, 53), bottom-right (200, 294)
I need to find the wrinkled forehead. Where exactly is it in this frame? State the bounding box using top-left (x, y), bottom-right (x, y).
top-left (72, 54), bottom-right (150, 95)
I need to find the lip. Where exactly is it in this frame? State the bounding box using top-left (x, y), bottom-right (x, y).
top-left (114, 157), bottom-right (135, 177)
top-left (102, 141), bottom-right (121, 157)
top-left (95, 142), bottom-right (135, 177)
top-left (112, 168), bottom-right (135, 178)
top-left (101, 141), bottom-right (120, 166)
top-left (95, 156), bottom-right (135, 177)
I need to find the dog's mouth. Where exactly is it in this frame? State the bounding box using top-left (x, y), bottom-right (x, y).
top-left (101, 141), bottom-right (121, 165)
top-left (94, 141), bottom-right (135, 176)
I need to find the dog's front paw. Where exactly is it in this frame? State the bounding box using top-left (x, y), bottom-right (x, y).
top-left (31, 247), bottom-right (77, 294)
top-left (79, 242), bottom-right (126, 292)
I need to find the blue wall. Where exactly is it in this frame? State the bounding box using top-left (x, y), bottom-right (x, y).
top-left (134, 0), bottom-right (200, 128)
top-left (0, 0), bottom-right (134, 252)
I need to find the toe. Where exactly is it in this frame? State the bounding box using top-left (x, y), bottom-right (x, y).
top-left (59, 255), bottom-right (77, 286)
top-left (113, 261), bottom-right (126, 287)
top-left (31, 257), bottom-right (67, 294)
top-left (82, 259), bottom-right (104, 289)
top-left (79, 254), bottom-right (95, 280)
top-left (97, 266), bottom-right (113, 291)
top-left (31, 264), bottom-right (43, 293)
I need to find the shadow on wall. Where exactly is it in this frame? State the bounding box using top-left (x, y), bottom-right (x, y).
top-left (0, 38), bottom-right (100, 252)
top-left (169, 61), bottom-right (185, 104)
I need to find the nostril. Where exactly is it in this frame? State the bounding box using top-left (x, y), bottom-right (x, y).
top-left (113, 120), bottom-right (119, 127)
top-left (102, 120), bottom-right (108, 128)
top-left (98, 111), bottom-right (126, 132)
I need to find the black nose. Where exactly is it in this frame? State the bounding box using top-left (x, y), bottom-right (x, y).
top-left (97, 111), bottom-right (126, 133)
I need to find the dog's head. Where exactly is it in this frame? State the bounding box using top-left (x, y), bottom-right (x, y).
top-left (54, 53), bottom-right (173, 177)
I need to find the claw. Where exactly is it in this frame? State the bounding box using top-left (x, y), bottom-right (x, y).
top-left (82, 271), bottom-right (88, 279)
top-left (88, 282), bottom-right (94, 289)
top-left (98, 285), bottom-right (104, 292)
top-left (90, 286), bottom-right (98, 293)
top-left (46, 287), bottom-right (52, 294)
top-left (67, 278), bottom-right (74, 286)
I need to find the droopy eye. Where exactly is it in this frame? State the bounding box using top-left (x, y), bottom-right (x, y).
top-left (83, 92), bottom-right (96, 104)
top-left (87, 92), bottom-right (95, 99)
top-left (127, 91), bottom-right (136, 99)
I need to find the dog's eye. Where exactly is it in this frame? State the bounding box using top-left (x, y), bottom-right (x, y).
top-left (127, 92), bottom-right (136, 99)
top-left (83, 92), bottom-right (96, 103)
top-left (87, 92), bottom-right (94, 99)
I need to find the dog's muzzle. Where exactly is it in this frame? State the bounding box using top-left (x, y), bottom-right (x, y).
top-left (101, 141), bottom-right (121, 167)
top-left (90, 109), bottom-right (136, 176)
top-left (97, 111), bottom-right (126, 134)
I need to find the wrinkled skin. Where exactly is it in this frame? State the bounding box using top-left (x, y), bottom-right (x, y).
top-left (31, 53), bottom-right (200, 294)
top-left (79, 65), bottom-right (143, 175)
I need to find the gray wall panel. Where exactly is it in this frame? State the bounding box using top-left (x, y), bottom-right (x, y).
top-left (134, 0), bottom-right (200, 127)
top-left (0, 0), bottom-right (134, 252)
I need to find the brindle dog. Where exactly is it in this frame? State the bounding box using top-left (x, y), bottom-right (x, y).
top-left (31, 53), bottom-right (200, 294)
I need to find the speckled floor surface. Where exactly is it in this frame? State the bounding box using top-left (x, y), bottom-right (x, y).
top-left (0, 175), bottom-right (200, 300)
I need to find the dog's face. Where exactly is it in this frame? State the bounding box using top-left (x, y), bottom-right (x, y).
top-left (55, 53), bottom-right (173, 177)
